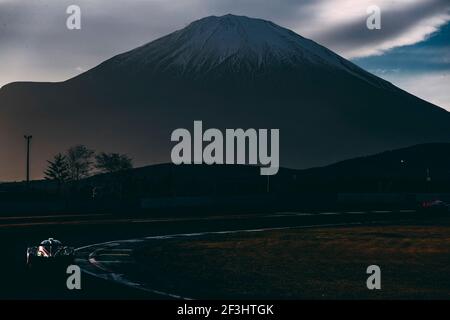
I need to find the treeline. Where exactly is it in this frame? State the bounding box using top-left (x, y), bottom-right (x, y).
top-left (44, 144), bottom-right (133, 186)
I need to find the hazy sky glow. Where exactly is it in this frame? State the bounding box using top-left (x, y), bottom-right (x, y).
top-left (0, 0), bottom-right (449, 109)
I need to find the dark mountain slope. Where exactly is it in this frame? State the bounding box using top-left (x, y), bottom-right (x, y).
top-left (1, 14), bottom-right (449, 181)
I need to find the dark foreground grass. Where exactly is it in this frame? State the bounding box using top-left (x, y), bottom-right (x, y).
top-left (134, 222), bottom-right (450, 299)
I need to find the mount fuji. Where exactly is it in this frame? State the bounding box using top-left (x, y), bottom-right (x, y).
top-left (1, 14), bottom-right (449, 181)
top-left (75, 14), bottom-right (391, 88)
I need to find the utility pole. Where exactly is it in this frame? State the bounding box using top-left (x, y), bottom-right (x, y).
top-left (426, 168), bottom-right (431, 193)
top-left (24, 135), bottom-right (33, 183)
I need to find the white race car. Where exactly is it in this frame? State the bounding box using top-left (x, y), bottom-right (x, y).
top-left (26, 238), bottom-right (75, 270)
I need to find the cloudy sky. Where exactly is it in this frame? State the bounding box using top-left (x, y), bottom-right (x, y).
top-left (1, 0), bottom-right (449, 109)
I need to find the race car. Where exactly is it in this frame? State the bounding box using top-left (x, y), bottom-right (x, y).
top-left (420, 200), bottom-right (450, 215)
top-left (26, 238), bottom-right (75, 270)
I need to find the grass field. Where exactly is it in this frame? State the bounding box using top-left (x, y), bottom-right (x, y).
top-left (135, 221), bottom-right (450, 299)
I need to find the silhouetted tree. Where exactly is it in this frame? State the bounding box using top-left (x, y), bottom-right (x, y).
top-left (67, 145), bottom-right (95, 181)
top-left (44, 153), bottom-right (70, 187)
top-left (95, 152), bottom-right (133, 174)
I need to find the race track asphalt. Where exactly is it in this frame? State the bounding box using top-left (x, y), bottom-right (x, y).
top-left (0, 209), bottom-right (420, 299)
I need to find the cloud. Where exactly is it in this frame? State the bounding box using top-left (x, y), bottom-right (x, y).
top-left (382, 71), bottom-right (450, 111)
top-left (305, 0), bottom-right (450, 58)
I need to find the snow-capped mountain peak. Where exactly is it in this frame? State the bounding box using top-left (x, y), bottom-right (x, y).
top-left (80, 14), bottom-right (388, 89)
top-left (104, 15), bottom-right (354, 75)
